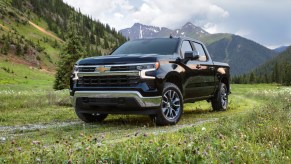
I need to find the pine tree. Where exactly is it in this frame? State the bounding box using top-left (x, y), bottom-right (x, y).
top-left (286, 64), bottom-right (291, 85)
top-left (96, 37), bottom-right (101, 45)
top-left (264, 74), bottom-right (269, 83)
top-left (54, 29), bottom-right (84, 90)
top-left (90, 33), bottom-right (96, 44)
top-left (282, 63), bottom-right (291, 86)
top-left (53, 39), bottom-right (59, 48)
top-left (2, 39), bottom-right (9, 55)
top-left (272, 62), bottom-right (280, 83)
top-left (16, 43), bottom-right (22, 56)
top-left (249, 72), bottom-right (255, 83)
top-left (104, 39), bottom-right (109, 49)
top-left (11, 0), bottom-right (22, 10)
top-left (23, 44), bottom-right (28, 54)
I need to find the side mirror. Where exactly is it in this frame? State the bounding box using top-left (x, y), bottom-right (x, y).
top-left (184, 50), bottom-right (199, 60)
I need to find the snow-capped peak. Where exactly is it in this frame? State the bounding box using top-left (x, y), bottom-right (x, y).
top-left (119, 22), bottom-right (209, 40)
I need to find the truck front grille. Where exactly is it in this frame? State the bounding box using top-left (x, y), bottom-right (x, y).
top-left (79, 67), bottom-right (96, 72)
top-left (110, 66), bottom-right (136, 71)
top-left (78, 66), bottom-right (137, 72)
top-left (77, 76), bottom-right (140, 87)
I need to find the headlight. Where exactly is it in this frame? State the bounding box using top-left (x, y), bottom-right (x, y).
top-left (136, 62), bottom-right (159, 70)
top-left (73, 65), bottom-right (79, 73)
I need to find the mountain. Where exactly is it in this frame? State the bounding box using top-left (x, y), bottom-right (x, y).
top-left (0, 0), bottom-right (126, 72)
top-left (273, 46), bottom-right (289, 53)
top-left (120, 22), bottom-right (209, 40)
top-left (201, 33), bottom-right (276, 75)
top-left (233, 46), bottom-right (291, 85)
top-left (246, 46), bottom-right (291, 84)
top-left (119, 22), bottom-right (276, 75)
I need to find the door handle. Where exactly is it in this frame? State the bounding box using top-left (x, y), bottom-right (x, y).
top-left (196, 65), bottom-right (201, 69)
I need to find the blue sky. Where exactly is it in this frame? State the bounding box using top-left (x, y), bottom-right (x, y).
top-left (63, 0), bottom-right (291, 48)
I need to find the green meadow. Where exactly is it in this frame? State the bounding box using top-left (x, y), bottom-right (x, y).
top-left (0, 64), bottom-right (290, 163)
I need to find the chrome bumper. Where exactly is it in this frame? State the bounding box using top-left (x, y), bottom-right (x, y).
top-left (71, 91), bottom-right (162, 108)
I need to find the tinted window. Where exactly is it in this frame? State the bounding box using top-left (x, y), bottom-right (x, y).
top-left (193, 42), bottom-right (207, 61)
top-left (180, 41), bottom-right (193, 58)
top-left (111, 38), bottom-right (179, 55)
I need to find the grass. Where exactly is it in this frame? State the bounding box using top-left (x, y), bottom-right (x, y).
top-left (0, 60), bottom-right (53, 87)
top-left (1, 2), bottom-right (289, 161)
top-left (0, 83), bottom-right (290, 163)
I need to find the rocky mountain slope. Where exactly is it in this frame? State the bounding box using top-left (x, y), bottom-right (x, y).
top-left (120, 22), bottom-right (209, 40)
top-left (0, 0), bottom-right (126, 72)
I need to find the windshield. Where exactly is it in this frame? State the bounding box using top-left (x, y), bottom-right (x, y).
top-left (111, 38), bottom-right (179, 55)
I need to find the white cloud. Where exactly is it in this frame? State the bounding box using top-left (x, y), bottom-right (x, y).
top-left (235, 29), bottom-right (251, 38)
top-left (63, 0), bottom-right (135, 28)
top-left (114, 13), bottom-right (124, 18)
top-left (203, 23), bottom-right (218, 34)
top-left (63, 0), bottom-right (114, 16)
top-left (63, 0), bottom-right (229, 30)
top-left (132, 0), bottom-right (229, 29)
top-left (63, 0), bottom-right (291, 47)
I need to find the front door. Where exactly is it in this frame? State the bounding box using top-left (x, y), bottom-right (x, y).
top-left (182, 41), bottom-right (215, 100)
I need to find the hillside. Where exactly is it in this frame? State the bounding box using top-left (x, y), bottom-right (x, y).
top-left (0, 0), bottom-right (126, 75)
top-left (0, 1), bottom-right (62, 71)
top-left (238, 46), bottom-right (291, 85)
top-left (201, 34), bottom-right (276, 75)
top-left (119, 23), bottom-right (276, 75)
top-left (273, 46), bottom-right (289, 53)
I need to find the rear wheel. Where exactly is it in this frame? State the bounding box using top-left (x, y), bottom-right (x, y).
top-left (75, 106), bottom-right (108, 123)
top-left (152, 82), bottom-right (183, 126)
top-left (211, 83), bottom-right (228, 111)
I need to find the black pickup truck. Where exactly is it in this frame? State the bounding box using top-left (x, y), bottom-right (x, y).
top-left (70, 37), bottom-right (230, 125)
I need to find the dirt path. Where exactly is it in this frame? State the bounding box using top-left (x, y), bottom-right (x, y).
top-left (28, 21), bottom-right (64, 43)
top-left (104, 118), bottom-right (218, 144)
top-left (1, 21), bottom-right (63, 42)
top-left (0, 23), bottom-right (9, 30)
top-left (0, 118), bottom-right (218, 141)
top-left (0, 121), bottom-right (81, 133)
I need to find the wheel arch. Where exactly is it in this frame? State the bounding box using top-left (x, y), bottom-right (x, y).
top-left (163, 72), bottom-right (184, 95)
top-left (219, 76), bottom-right (230, 94)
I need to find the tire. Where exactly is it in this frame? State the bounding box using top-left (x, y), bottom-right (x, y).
top-left (211, 83), bottom-right (228, 111)
top-left (152, 82), bottom-right (183, 126)
top-left (75, 106), bottom-right (108, 123)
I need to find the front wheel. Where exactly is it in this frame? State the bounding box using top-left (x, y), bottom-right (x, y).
top-left (152, 82), bottom-right (183, 126)
top-left (211, 83), bottom-right (228, 111)
top-left (75, 106), bottom-right (108, 123)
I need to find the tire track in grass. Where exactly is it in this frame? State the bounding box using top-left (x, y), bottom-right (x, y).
top-left (0, 118), bottom-right (217, 139)
top-left (103, 118), bottom-right (218, 144)
top-left (0, 121), bottom-right (81, 133)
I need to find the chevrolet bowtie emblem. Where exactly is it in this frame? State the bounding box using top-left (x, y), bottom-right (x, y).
top-left (95, 66), bottom-right (110, 72)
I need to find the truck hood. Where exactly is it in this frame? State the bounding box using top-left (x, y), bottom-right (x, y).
top-left (77, 54), bottom-right (162, 65)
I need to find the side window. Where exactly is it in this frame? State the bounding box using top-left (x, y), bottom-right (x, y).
top-left (180, 41), bottom-right (193, 58)
top-left (193, 42), bottom-right (207, 61)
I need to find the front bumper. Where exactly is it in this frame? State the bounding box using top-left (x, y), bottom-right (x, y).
top-left (71, 91), bottom-right (162, 108)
